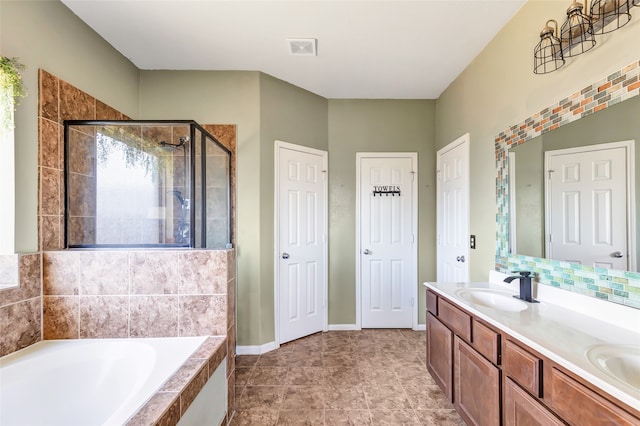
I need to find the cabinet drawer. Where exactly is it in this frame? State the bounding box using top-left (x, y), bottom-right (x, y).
top-left (438, 298), bottom-right (472, 342)
top-left (504, 340), bottom-right (542, 397)
top-left (504, 378), bottom-right (563, 426)
top-left (472, 319), bottom-right (500, 365)
top-left (549, 367), bottom-right (640, 425)
top-left (426, 289), bottom-right (438, 315)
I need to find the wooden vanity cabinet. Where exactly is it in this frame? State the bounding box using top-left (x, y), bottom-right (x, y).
top-left (425, 288), bottom-right (640, 426)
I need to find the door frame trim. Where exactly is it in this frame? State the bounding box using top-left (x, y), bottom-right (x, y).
top-left (436, 133), bottom-right (470, 282)
top-left (355, 152), bottom-right (419, 330)
top-left (544, 139), bottom-right (636, 271)
top-left (274, 140), bottom-right (329, 346)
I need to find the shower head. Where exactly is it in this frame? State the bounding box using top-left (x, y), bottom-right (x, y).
top-left (158, 136), bottom-right (188, 151)
top-left (169, 190), bottom-right (187, 207)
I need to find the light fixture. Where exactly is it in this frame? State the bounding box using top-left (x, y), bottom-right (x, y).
top-left (534, 0), bottom-right (636, 74)
top-left (560, 1), bottom-right (596, 57)
top-left (590, 0), bottom-right (632, 34)
top-left (534, 20), bottom-right (565, 74)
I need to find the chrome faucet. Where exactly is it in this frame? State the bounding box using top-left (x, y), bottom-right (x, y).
top-left (504, 271), bottom-right (539, 303)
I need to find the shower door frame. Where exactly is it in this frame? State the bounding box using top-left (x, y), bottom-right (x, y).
top-left (63, 120), bottom-right (232, 249)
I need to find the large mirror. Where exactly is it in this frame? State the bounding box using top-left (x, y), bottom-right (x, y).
top-left (508, 94), bottom-right (640, 271)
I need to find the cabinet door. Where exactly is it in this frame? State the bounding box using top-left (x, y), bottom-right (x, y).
top-left (454, 336), bottom-right (500, 426)
top-left (427, 312), bottom-right (453, 401)
top-left (505, 378), bottom-right (563, 426)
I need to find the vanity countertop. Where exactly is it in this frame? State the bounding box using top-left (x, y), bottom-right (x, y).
top-left (424, 280), bottom-right (640, 411)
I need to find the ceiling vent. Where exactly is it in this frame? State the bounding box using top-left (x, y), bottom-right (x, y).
top-left (287, 38), bottom-right (317, 56)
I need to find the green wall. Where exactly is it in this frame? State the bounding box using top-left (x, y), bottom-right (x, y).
top-left (258, 73), bottom-right (328, 343)
top-left (436, 0), bottom-right (640, 280)
top-left (328, 100), bottom-right (436, 325)
top-left (1, 0), bottom-right (140, 252)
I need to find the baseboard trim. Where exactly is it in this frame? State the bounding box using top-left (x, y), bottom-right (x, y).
top-left (236, 341), bottom-right (278, 355)
top-left (328, 324), bottom-right (360, 331)
top-left (414, 324), bottom-right (426, 331)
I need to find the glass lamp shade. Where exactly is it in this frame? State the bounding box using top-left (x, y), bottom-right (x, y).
top-left (590, 0), bottom-right (632, 34)
top-left (560, 1), bottom-right (596, 57)
top-left (534, 22), bottom-right (565, 74)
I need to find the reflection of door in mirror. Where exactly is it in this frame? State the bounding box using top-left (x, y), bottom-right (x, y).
top-left (545, 141), bottom-right (635, 271)
top-left (507, 93), bottom-right (640, 272)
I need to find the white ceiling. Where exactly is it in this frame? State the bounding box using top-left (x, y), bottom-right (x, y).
top-left (61, 0), bottom-right (526, 99)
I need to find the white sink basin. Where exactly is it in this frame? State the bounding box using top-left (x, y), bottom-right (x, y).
top-left (586, 344), bottom-right (640, 393)
top-left (455, 288), bottom-right (529, 312)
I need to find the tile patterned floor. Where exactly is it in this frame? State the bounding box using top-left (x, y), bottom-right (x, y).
top-left (231, 329), bottom-right (465, 425)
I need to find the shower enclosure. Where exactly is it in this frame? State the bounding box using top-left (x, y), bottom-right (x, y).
top-left (63, 121), bottom-right (231, 249)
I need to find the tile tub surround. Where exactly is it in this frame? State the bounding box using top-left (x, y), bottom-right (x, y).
top-left (127, 336), bottom-right (228, 425)
top-left (495, 59), bottom-right (640, 308)
top-left (0, 253), bottom-right (42, 357)
top-left (42, 249), bottom-right (233, 339)
top-left (41, 248), bottom-right (237, 424)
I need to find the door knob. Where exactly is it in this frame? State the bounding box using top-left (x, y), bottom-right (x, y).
top-left (363, 249), bottom-right (372, 255)
top-left (611, 251), bottom-right (624, 258)
top-left (456, 255), bottom-right (465, 262)
top-left (282, 252), bottom-right (290, 259)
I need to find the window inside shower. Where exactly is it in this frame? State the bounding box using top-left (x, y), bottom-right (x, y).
top-left (63, 121), bottom-right (231, 249)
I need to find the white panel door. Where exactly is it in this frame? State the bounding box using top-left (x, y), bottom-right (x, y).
top-left (547, 143), bottom-right (629, 269)
top-left (359, 154), bottom-right (417, 328)
top-left (277, 142), bottom-right (327, 344)
top-left (437, 135), bottom-right (470, 282)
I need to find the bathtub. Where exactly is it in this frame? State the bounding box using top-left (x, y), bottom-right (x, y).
top-left (0, 336), bottom-right (214, 426)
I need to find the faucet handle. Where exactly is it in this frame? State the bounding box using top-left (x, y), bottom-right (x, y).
top-left (511, 270), bottom-right (531, 277)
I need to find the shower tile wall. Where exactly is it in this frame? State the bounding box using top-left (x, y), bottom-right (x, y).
top-left (202, 124), bottom-right (237, 246)
top-left (67, 125), bottom-right (97, 245)
top-left (39, 69), bottom-right (129, 251)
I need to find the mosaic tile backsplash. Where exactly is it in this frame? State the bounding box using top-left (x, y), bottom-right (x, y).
top-left (495, 60), bottom-right (640, 310)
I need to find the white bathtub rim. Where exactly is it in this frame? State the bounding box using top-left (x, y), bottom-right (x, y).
top-left (0, 336), bottom-right (208, 426)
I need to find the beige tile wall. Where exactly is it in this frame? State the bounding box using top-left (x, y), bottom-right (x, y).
top-left (42, 249), bottom-right (232, 339)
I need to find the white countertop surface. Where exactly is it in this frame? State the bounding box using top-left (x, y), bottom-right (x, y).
top-left (424, 279), bottom-right (640, 411)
